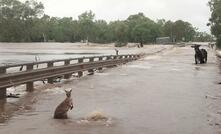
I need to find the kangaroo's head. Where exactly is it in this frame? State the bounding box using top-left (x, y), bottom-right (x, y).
top-left (65, 89), bottom-right (72, 98)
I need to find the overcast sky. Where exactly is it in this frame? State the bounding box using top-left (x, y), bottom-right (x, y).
top-left (37, 0), bottom-right (211, 32)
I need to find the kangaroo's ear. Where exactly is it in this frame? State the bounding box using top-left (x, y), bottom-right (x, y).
top-left (64, 89), bottom-right (68, 93)
top-left (70, 89), bottom-right (72, 92)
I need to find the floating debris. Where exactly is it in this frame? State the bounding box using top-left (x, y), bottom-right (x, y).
top-left (77, 110), bottom-right (113, 126)
top-left (86, 110), bottom-right (108, 121)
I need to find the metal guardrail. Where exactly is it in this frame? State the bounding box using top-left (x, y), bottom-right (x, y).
top-left (0, 54), bottom-right (140, 99)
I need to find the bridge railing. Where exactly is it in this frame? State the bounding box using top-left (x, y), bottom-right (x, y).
top-left (0, 54), bottom-right (141, 99)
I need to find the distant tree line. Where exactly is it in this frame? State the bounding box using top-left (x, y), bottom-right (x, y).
top-left (208, 0), bottom-right (221, 48)
top-left (0, 0), bottom-right (212, 45)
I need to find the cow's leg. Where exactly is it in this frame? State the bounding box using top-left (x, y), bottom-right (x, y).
top-left (195, 55), bottom-right (198, 64)
top-left (204, 55), bottom-right (207, 63)
top-left (200, 58), bottom-right (204, 64)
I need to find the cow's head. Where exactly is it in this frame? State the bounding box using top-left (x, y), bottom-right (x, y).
top-left (191, 44), bottom-right (201, 50)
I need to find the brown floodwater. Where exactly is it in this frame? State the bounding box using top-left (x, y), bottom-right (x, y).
top-left (0, 44), bottom-right (220, 134)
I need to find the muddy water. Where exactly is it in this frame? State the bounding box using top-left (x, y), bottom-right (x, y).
top-left (0, 43), bottom-right (108, 65)
top-left (0, 44), bottom-right (221, 134)
top-left (0, 42), bottom-right (162, 65)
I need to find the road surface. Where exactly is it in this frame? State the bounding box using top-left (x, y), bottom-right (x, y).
top-left (0, 45), bottom-right (221, 134)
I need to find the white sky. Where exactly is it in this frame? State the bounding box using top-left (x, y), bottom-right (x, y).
top-left (37, 0), bottom-right (211, 32)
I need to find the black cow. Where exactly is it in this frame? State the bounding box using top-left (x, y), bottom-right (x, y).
top-left (191, 45), bottom-right (207, 64)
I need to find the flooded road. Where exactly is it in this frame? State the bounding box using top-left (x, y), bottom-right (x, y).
top-left (0, 42), bottom-right (159, 65)
top-left (0, 44), bottom-right (221, 134)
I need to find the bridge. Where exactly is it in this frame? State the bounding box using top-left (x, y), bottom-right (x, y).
top-left (0, 54), bottom-right (141, 99)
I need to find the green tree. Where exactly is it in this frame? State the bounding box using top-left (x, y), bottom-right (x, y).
top-left (162, 20), bottom-right (196, 42)
top-left (0, 0), bottom-right (44, 42)
top-left (126, 13), bottom-right (151, 42)
top-left (163, 21), bottom-right (174, 38)
top-left (0, 1), bottom-right (198, 45)
top-left (131, 21), bottom-right (159, 46)
top-left (194, 32), bottom-right (214, 42)
top-left (156, 19), bottom-right (166, 37)
top-left (109, 21), bottom-right (129, 45)
top-left (30, 15), bottom-right (50, 42)
top-left (126, 12), bottom-right (161, 45)
top-left (173, 20), bottom-right (195, 41)
top-left (208, 0), bottom-right (221, 48)
top-left (93, 20), bottom-right (110, 43)
top-left (78, 10), bottom-right (95, 44)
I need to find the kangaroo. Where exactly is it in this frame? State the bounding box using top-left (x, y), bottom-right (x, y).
top-left (191, 45), bottom-right (207, 64)
top-left (54, 89), bottom-right (73, 119)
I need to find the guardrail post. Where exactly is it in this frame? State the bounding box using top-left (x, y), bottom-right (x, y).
top-left (26, 64), bottom-right (34, 92)
top-left (64, 60), bottom-right (71, 79)
top-left (129, 55), bottom-right (133, 61)
top-left (123, 55), bottom-right (128, 64)
top-left (98, 57), bottom-right (103, 70)
top-left (132, 55), bottom-right (135, 60)
top-left (137, 55), bottom-right (140, 59)
top-left (0, 99), bottom-right (6, 112)
top-left (0, 67), bottom-right (6, 99)
top-left (47, 62), bottom-right (54, 84)
top-left (106, 56), bottom-right (111, 60)
top-left (113, 56), bottom-right (117, 59)
top-left (78, 58), bottom-right (83, 77)
top-left (112, 56), bottom-right (118, 67)
top-left (117, 55), bottom-right (122, 65)
top-left (136, 55), bottom-right (139, 60)
top-left (106, 56), bottom-right (115, 68)
top-left (88, 57), bottom-right (94, 75)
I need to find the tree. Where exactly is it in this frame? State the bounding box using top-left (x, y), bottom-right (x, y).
top-left (109, 21), bottom-right (129, 45)
top-left (194, 32), bottom-right (214, 42)
top-left (78, 10), bottom-right (95, 44)
top-left (126, 13), bottom-right (151, 42)
top-left (0, 1), bottom-right (198, 45)
top-left (208, 0), bottom-right (221, 48)
top-left (126, 12), bottom-right (161, 45)
top-left (93, 20), bottom-right (110, 43)
top-left (131, 22), bottom-right (159, 46)
top-left (162, 21), bottom-right (174, 38)
top-left (0, 0), bottom-right (44, 42)
top-left (156, 19), bottom-right (166, 37)
top-left (173, 20), bottom-right (195, 42)
top-left (162, 20), bottom-right (196, 42)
